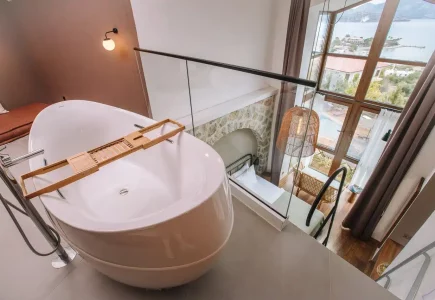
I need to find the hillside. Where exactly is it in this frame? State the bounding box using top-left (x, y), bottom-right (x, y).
top-left (340, 0), bottom-right (435, 22)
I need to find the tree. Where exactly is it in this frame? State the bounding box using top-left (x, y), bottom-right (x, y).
top-left (388, 84), bottom-right (407, 107)
top-left (349, 44), bottom-right (358, 52)
top-left (322, 73), bottom-right (333, 90)
top-left (378, 69), bottom-right (423, 106)
top-left (363, 37), bottom-right (373, 47)
top-left (345, 81), bottom-right (358, 96)
top-left (353, 73), bottom-right (360, 83)
top-left (366, 81), bottom-right (383, 101)
top-left (335, 79), bottom-right (349, 94)
top-left (331, 37), bottom-right (341, 52)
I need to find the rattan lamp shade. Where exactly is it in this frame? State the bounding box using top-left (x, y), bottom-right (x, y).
top-left (276, 107), bottom-right (320, 158)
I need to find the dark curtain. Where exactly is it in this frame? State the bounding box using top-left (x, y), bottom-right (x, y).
top-left (343, 52), bottom-right (435, 240)
top-left (271, 0), bottom-right (311, 185)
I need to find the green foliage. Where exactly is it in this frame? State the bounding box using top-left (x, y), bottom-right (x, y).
top-left (386, 71), bottom-right (422, 85)
top-left (345, 82), bottom-right (358, 96)
top-left (338, 162), bottom-right (356, 186)
top-left (326, 67), bottom-right (422, 108)
top-left (309, 151), bottom-right (332, 176)
top-left (321, 74), bottom-right (333, 90)
top-left (310, 152), bottom-right (356, 186)
top-left (349, 44), bottom-right (358, 52)
top-left (366, 81), bottom-right (383, 102)
top-left (388, 86), bottom-right (407, 106)
top-left (352, 73), bottom-right (360, 83)
top-left (376, 70), bottom-right (423, 106)
top-left (332, 37), bottom-right (341, 48)
top-left (335, 79), bottom-right (350, 94)
top-left (363, 37), bottom-right (373, 47)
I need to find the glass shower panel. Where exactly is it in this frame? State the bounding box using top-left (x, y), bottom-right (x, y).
top-left (186, 60), bottom-right (316, 220)
top-left (138, 52), bottom-right (194, 129)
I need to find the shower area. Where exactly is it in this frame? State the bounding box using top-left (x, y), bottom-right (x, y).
top-left (135, 48), bottom-right (332, 236)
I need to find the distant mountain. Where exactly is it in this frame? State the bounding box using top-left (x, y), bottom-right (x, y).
top-left (340, 0), bottom-right (435, 22)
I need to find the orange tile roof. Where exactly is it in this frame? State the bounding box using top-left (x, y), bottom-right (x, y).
top-left (325, 56), bottom-right (390, 73)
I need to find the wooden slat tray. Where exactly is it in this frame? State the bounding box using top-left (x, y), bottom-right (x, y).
top-left (19, 119), bottom-right (185, 200)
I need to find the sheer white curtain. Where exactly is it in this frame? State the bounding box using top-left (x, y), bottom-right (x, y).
top-left (350, 109), bottom-right (400, 189)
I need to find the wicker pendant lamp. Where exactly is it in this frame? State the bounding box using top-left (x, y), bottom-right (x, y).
top-left (276, 107), bottom-right (320, 158)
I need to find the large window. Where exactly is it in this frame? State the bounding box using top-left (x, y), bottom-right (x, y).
top-left (320, 56), bottom-right (365, 96)
top-left (308, 13), bottom-right (330, 82)
top-left (367, 63), bottom-right (425, 107)
top-left (308, 0), bottom-right (435, 177)
top-left (312, 97), bottom-right (348, 150)
top-left (328, 1), bottom-right (385, 57)
top-left (380, 0), bottom-right (435, 63)
top-left (347, 110), bottom-right (378, 160)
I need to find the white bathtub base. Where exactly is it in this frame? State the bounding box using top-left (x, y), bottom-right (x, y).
top-left (54, 204), bottom-right (234, 289)
top-left (68, 238), bottom-right (226, 289)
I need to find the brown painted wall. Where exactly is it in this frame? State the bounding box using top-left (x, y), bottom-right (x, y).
top-left (0, 6), bottom-right (47, 110)
top-left (0, 0), bottom-right (149, 116)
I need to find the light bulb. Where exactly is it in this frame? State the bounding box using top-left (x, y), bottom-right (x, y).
top-left (296, 116), bottom-right (303, 135)
top-left (103, 38), bottom-right (115, 51)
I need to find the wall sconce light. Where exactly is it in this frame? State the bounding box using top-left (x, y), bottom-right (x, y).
top-left (103, 28), bottom-right (118, 51)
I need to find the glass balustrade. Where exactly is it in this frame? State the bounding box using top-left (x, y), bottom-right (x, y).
top-left (136, 48), bottom-right (319, 233)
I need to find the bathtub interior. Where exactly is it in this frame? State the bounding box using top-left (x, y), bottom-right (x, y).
top-left (28, 101), bottom-right (226, 232)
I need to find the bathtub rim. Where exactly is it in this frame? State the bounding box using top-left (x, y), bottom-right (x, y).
top-left (28, 100), bottom-right (228, 233)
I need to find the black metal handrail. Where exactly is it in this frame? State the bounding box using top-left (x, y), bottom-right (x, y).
top-left (134, 47), bottom-right (317, 88)
top-left (306, 166), bottom-right (347, 246)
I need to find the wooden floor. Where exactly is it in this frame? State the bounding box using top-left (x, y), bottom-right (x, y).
top-left (257, 172), bottom-right (402, 276)
top-left (296, 189), bottom-right (381, 275)
top-left (370, 239), bottom-right (403, 280)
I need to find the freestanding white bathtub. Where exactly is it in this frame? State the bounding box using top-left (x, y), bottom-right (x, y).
top-left (27, 100), bottom-right (233, 288)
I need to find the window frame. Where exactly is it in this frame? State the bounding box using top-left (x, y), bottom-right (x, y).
top-left (317, 0), bottom-right (427, 106)
top-left (309, 0), bottom-right (429, 175)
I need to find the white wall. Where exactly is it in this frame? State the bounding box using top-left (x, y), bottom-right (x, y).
top-left (132, 0), bottom-right (275, 68)
top-left (372, 127), bottom-right (435, 241)
top-left (270, 0), bottom-right (292, 75)
top-left (265, 0), bottom-right (292, 171)
top-left (389, 173), bottom-right (435, 246)
top-left (131, 0), bottom-right (290, 123)
top-left (213, 129), bottom-right (258, 168)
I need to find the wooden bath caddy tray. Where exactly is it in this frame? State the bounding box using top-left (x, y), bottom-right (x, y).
top-left (19, 119), bottom-right (185, 200)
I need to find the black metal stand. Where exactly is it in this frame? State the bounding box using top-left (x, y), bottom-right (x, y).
top-left (306, 167), bottom-right (347, 246)
top-left (0, 149), bottom-right (76, 268)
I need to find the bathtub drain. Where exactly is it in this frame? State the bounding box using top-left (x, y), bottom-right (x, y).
top-left (119, 188), bottom-right (129, 196)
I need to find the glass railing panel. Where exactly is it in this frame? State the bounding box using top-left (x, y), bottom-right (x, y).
top-left (137, 48), bottom-right (321, 235)
top-left (139, 52), bottom-right (194, 129)
top-left (186, 60), bottom-right (317, 221)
